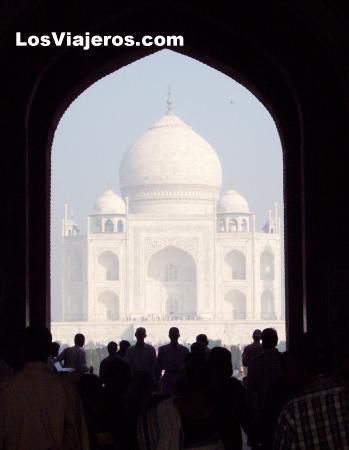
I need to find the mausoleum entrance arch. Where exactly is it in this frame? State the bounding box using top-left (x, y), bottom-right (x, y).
top-left (21, 4), bottom-right (314, 352)
top-left (146, 246), bottom-right (197, 320)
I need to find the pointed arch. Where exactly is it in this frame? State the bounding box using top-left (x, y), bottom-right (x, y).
top-left (225, 289), bottom-right (246, 319)
top-left (147, 246), bottom-right (197, 318)
top-left (98, 251), bottom-right (119, 280)
top-left (225, 250), bottom-right (246, 280)
top-left (260, 249), bottom-right (275, 280)
top-left (104, 219), bottom-right (114, 233)
top-left (98, 290), bottom-right (119, 320)
top-left (261, 290), bottom-right (275, 319)
top-left (117, 219), bottom-right (124, 233)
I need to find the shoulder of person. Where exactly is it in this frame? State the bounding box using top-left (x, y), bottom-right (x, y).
top-left (179, 344), bottom-right (189, 352)
top-left (146, 343), bottom-right (156, 352)
top-left (158, 344), bottom-right (168, 352)
top-left (249, 352), bottom-right (263, 367)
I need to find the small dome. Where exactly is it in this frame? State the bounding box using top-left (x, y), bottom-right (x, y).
top-left (218, 189), bottom-right (249, 213)
top-left (94, 189), bottom-right (125, 214)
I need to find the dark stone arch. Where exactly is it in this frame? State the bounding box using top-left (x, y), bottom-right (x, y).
top-left (2, 2), bottom-right (349, 363)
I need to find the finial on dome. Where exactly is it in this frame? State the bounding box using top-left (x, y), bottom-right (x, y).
top-left (166, 85), bottom-right (173, 113)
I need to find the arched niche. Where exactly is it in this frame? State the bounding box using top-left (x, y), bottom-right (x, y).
top-left (97, 251), bottom-right (119, 281)
top-left (98, 290), bottom-right (119, 320)
top-left (261, 290), bottom-right (275, 320)
top-left (117, 219), bottom-right (124, 233)
top-left (147, 246), bottom-right (197, 319)
top-left (228, 218), bottom-right (238, 232)
top-left (225, 250), bottom-right (246, 280)
top-left (260, 249), bottom-right (275, 281)
top-left (225, 289), bottom-right (246, 319)
top-left (104, 219), bottom-right (114, 233)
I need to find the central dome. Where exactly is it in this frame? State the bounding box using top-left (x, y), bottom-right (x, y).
top-left (119, 111), bottom-right (222, 214)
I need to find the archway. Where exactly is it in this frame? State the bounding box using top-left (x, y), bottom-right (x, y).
top-left (17, 4), bottom-right (320, 353)
top-left (225, 289), bottom-right (246, 319)
top-left (261, 290), bottom-right (275, 320)
top-left (225, 250), bottom-right (246, 280)
top-left (98, 291), bottom-right (119, 320)
top-left (147, 246), bottom-right (197, 319)
top-left (97, 251), bottom-right (119, 281)
top-left (104, 219), bottom-right (114, 233)
top-left (260, 249), bottom-right (275, 281)
top-left (2, 1), bottom-right (349, 367)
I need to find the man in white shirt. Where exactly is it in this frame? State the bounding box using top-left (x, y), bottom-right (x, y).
top-left (0, 326), bottom-right (90, 450)
top-left (125, 327), bottom-right (156, 413)
top-left (57, 333), bottom-right (89, 375)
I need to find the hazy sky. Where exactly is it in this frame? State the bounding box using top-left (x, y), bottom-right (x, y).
top-left (51, 49), bottom-right (284, 320)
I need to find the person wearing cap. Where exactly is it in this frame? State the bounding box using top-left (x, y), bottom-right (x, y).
top-left (125, 327), bottom-right (156, 413)
top-left (155, 327), bottom-right (189, 395)
top-left (242, 329), bottom-right (263, 370)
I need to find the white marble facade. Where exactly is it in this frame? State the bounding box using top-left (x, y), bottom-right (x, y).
top-left (52, 104), bottom-right (285, 346)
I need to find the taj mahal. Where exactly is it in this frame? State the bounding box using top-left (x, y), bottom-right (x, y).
top-left (51, 97), bottom-right (285, 346)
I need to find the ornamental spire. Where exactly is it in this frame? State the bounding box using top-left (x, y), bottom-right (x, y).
top-left (166, 84), bottom-right (173, 113)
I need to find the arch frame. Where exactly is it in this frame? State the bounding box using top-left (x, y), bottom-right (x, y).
top-left (4, 2), bottom-right (349, 357)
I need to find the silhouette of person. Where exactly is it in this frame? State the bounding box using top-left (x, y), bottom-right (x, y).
top-left (156, 327), bottom-right (189, 395)
top-left (0, 326), bottom-right (89, 450)
top-left (246, 328), bottom-right (281, 448)
top-left (117, 340), bottom-right (131, 358)
top-left (196, 333), bottom-right (210, 358)
top-left (242, 329), bottom-right (263, 370)
top-left (274, 333), bottom-right (349, 449)
top-left (125, 327), bottom-right (156, 414)
top-left (208, 347), bottom-right (249, 450)
top-left (57, 333), bottom-right (89, 375)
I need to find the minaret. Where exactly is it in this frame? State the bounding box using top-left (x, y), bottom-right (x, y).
top-left (62, 203), bottom-right (79, 238)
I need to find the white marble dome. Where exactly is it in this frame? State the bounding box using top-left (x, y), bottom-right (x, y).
top-left (94, 189), bottom-right (125, 214)
top-left (218, 189), bottom-right (249, 213)
top-left (119, 111), bottom-right (222, 214)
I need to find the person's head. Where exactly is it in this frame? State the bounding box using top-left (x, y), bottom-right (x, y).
top-left (252, 329), bottom-right (262, 343)
top-left (50, 341), bottom-right (60, 358)
top-left (74, 333), bottom-right (85, 347)
top-left (208, 346), bottom-right (233, 379)
top-left (135, 327), bottom-right (146, 344)
top-left (23, 326), bottom-right (52, 363)
top-left (107, 341), bottom-right (118, 355)
top-left (190, 341), bottom-right (207, 359)
top-left (261, 328), bottom-right (278, 349)
top-left (196, 334), bottom-right (209, 347)
top-left (169, 327), bottom-right (180, 344)
top-left (119, 340), bottom-right (130, 355)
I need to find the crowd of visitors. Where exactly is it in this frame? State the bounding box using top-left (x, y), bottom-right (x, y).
top-left (0, 325), bottom-right (348, 449)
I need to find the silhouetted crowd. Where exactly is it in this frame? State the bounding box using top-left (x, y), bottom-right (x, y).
top-left (0, 325), bottom-right (348, 449)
